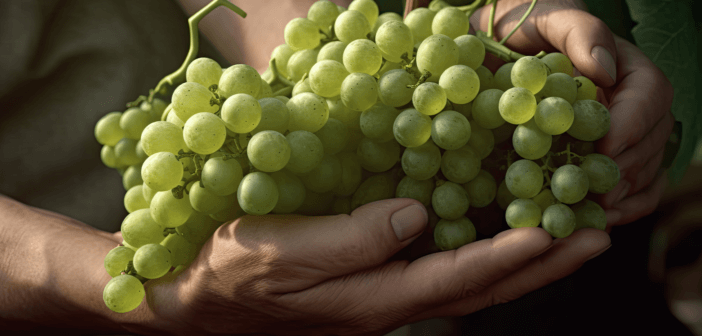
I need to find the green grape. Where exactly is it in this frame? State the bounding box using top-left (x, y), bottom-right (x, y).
top-left (453, 101), bottom-right (472, 120)
top-left (221, 93), bottom-right (262, 134)
top-left (511, 56), bottom-right (549, 94)
top-left (317, 41), bottom-right (348, 64)
top-left (274, 95), bottom-right (290, 104)
top-left (438, 65), bottom-right (480, 105)
top-left (377, 60), bottom-right (403, 77)
top-left (574, 76), bottom-right (597, 101)
top-left (499, 87), bottom-right (537, 125)
top-left (342, 130), bottom-right (364, 153)
top-left (441, 147), bottom-right (481, 184)
top-left (308, 0), bottom-right (339, 33)
top-left (122, 164), bottom-right (143, 191)
top-left (237, 172), bottom-right (279, 215)
top-left (121, 208), bottom-right (165, 248)
top-left (432, 181), bottom-right (470, 220)
top-left (189, 182), bottom-right (235, 214)
top-left (348, 0), bottom-right (378, 28)
top-left (309, 60), bottom-right (349, 98)
top-left (431, 110), bottom-right (471, 150)
top-left (404, 8), bottom-right (436, 44)
top-left (285, 130), bottom-right (325, 174)
top-left (579, 153), bottom-right (620, 194)
top-left (356, 137), bottom-right (401, 172)
top-left (334, 9), bottom-right (371, 43)
top-left (183, 113), bottom-right (226, 155)
top-left (378, 69), bottom-right (416, 107)
top-left (536, 73), bottom-right (577, 104)
top-left (176, 211), bottom-right (221, 245)
top-left (472, 89), bottom-right (506, 130)
top-left (103, 274), bottom-right (145, 313)
top-left (295, 189), bottom-right (334, 215)
top-left (343, 39), bottom-right (383, 75)
top-left (95, 112), bottom-right (126, 146)
top-left (267, 169), bottom-right (306, 214)
top-left (465, 120), bottom-right (494, 159)
top-left (434, 217), bottom-right (477, 251)
top-left (141, 98), bottom-right (168, 121)
top-left (284, 18), bottom-right (321, 51)
top-left (172, 82), bottom-right (218, 122)
top-left (120, 107), bottom-right (154, 140)
top-left (541, 204), bottom-right (576, 238)
top-left (474, 66), bottom-right (494, 93)
top-left (505, 198), bottom-right (542, 228)
top-left (340, 72), bottom-right (378, 112)
top-left (292, 78), bottom-right (313, 96)
top-left (463, 169), bottom-right (497, 208)
top-left (496, 179), bottom-right (517, 210)
top-left (401, 139), bottom-right (442, 180)
top-left (531, 188), bottom-right (558, 213)
top-left (257, 79), bottom-right (273, 99)
top-left (513, 118), bottom-right (552, 160)
top-left (124, 185), bottom-right (149, 213)
top-left (541, 52), bottom-right (573, 76)
top-left (201, 157), bottom-right (243, 197)
top-left (150, 190), bottom-right (193, 228)
top-left (186, 57), bottom-right (222, 89)
top-left (209, 195), bottom-right (244, 223)
top-left (332, 152), bottom-right (363, 196)
top-left (372, 12), bottom-right (402, 39)
top-left (360, 103), bottom-right (400, 143)
top-left (270, 44), bottom-right (296, 80)
top-left (327, 97), bottom-right (362, 132)
top-left (219, 64), bottom-right (261, 98)
top-left (351, 173), bottom-right (396, 210)
top-left (395, 175), bottom-right (434, 207)
top-left (551, 164), bottom-right (589, 204)
top-left (534, 97), bottom-right (575, 135)
top-left (141, 152), bottom-right (183, 191)
top-left (454, 35), bottom-right (485, 70)
top-left (567, 99), bottom-right (611, 141)
top-left (114, 138), bottom-right (142, 166)
top-left (494, 62), bottom-right (515, 91)
top-left (412, 82), bottom-right (447, 116)
top-left (247, 131), bottom-right (291, 172)
top-left (505, 159), bottom-right (543, 199)
top-left (393, 108), bottom-right (432, 148)
top-left (492, 122), bottom-right (517, 144)
top-left (416, 34), bottom-right (459, 82)
top-left (101, 145), bottom-right (121, 168)
top-left (104, 246), bottom-right (136, 278)
top-left (166, 108), bottom-right (185, 128)
top-left (142, 182), bottom-right (157, 204)
top-left (299, 154), bottom-right (343, 193)
top-left (375, 20), bottom-right (414, 63)
top-left (433, 6), bottom-right (469, 38)
top-left (331, 197), bottom-right (352, 215)
top-left (286, 93), bottom-right (329, 133)
top-left (315, 118), bottom-right (349, 155)
top-left (571, 199), bottom-right (607, 231)
top-left (252, 98), bottom-right (290, 135)
top-left (160, 233), bottom-right (199, 267)
top-left (133, 244), bottom-right (172, 279)
top-left (288, 49), bottom-right (320, 83)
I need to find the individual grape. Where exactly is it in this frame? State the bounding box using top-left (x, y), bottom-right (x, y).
top-left (463, 169), bottom-right (497, 208)
top-left (150, 190), bottom-right (193, 228)
top-left (160, 232), bottom-right (199, 267)
top-left (186, 57), bottom-right (222, 89)
top-left (315, 118), bottom-right (349, 155)
top-left (219, 64), bottom-right (261, 98)
top-left (499, 87), bottom-right (537, 125)
top-left (257, 79), bottom-right (273, 99)
top-left (492, 122), bottom-right (517, 144)
top-left (567, 99), bottom-right (611, 141)
top-left (284, 18), bottom-right (321, 51)
top-left (247, 131), bottom-right (291, 172)
top-left (287, 92), bottom-right (329, 133)
top-left (141, 152), bottom-right (183, 191)
top-left (166, 108), bottom-right (185, 128)
top-left (541, 52), bottom-right (573, 76)
top-left (416, 34), bottom-right (459, 82)
top-left (334, 9), bottom-right (371, 43)
top-left (332, 152), bottom-right (363, 196)
top-left (172, 82), bottom-right (218, 122)
top-left (431, 110), bottom-right (471, 150)
top-left (511, 56), bottom-right (549, 94)
top-left (201, 157), bottom-right (243, 197)
top-left (531, 188), bottom-right (558, 213)
top-left (285, 130), bottom-right (325, 174)
top-left (270, 169), bottom-right (306, 214)
top-left (292, 78), bottom-right (313, 96)
top-left (122, 164), bottom-right (143, 191)
top-left (114, 138), bottom-right (142, 166)
top-left (571, 199), bottom-right (607, 231)
top-left (454, 35), bottom-right (485, 70)
top-left (141, 98), bottom-right (168, 121)
top-left (299, 154), bottom-right (343, 193)
top-left (513, 118), bottom-right (552, 160)
top-left (252, 98), bottom-right (290, 135)
top-left (120, 107), bottom-right (154, 140)
top-left (101, 145), bottom-right (121, 168)
top-left (274, 96), bottom-right (290, 104)
top-left (309, 60), bottom-right (350, 98)
top-left (465, 121), bottom-right (494, 159)
top-left (413, 82), bottom-right (447, 116)
top-left (340, 72), bottom-right (378, 112)
top-left (221, 94), bottom-right (262, 134)
top-left (104, 246), bottom-right (136, 278)
top-left (327, 97), bottom-right (362, 132)
top-left (505, 159), bottom-right (543, 199)
top-left (574, 76), bottom-right (597, 101)
top-left (271, 44), bottom-right (296, 79)
top-left (378, 69), bottom-right (416, 107)
top-left (360, 103), bottom-right (400, 143)
top-left (375, 20), bottom-right (413, 63)
top-left (496, 179), bottom-right (517, 210)
top-left (396, 176), bottom-right (435, 207)
top-left (441, 147), bottom-right (481, 184)
top-left (342, 130), bottom-right (364, 153)
top-left (343, 39), bottom-right (382, 75)
top-left (356, 137), bottom-right (401, 172)
top-left (541, 204), bottom-right (576, 238)
top-left (432, 6), bottom-right (469, 39)
top-left (534, 97), bottom-right (575, 135)
top-left (438, 64), bottom-right (480, 104)
top-left (506, 198), bottom-right (542, 228)
top-left (189, 181), bottom-right (236, 214)
top-left (348, 0), bottom-right (378, 28)
top-left (288, 49), bottom-right (321, 83)
top-left (142, 183), bottom-right (157, 204)
top-left (140, 121), bottom-right (185, 156)
top-left (377, 60), bottom-right (403, 77)
top-left (372, 12), bottom-right (402, 39)
top-left (401, 139), bottom-right (442, 180)
top-left (95, 112), bottom-right (126, 146)
top-left (351, 172), bottom-right (397, 210)
top-left (183, 113), bottom-right (226, 155)
top-left (493, 62), bottom-right (515, 91)
top-left (551, 164), bottom-right (589, 204)
top-left (579, 153), bottom-right (620, 194)
top-left (433, 181), bottom-right (470, 220)
top-left (474, 66), bottom-right (494, 93)
top-left (103, 274), bottom-right (145, 313)
top-left (308, 0), bottom-right (340, 33)
top-left (393, 108), bottom-right (432, 148)
top-left (536, 73), bottom-right (577, 104)
top-left (209, 200), bottom-right (244, 223)
top-left (434, 217), bottom-right (476, 251)
top-left (133, 244), bottom-right (172, 279)
top-left (238, 172), bottom-right (279, 215)
top-left (124, 185), bottom-right (149, 213)
top-left (404, 8), bottom-right (436, 44)
top-left (472, 89), bottom-right (506, 130)
top-left (317, 41), bottom-right (348, 64)
top-left (121, 208), bottom-right (165, 248)
top-left (176, 211), bottom-right (222, 245)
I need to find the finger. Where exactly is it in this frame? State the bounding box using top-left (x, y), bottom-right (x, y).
top-left (114, 231), bottom-right (124, 243)
top-left (601, 145), bottom-right (665, 210)
top-left (605, 168), bottom-right (669, 226)
top-left (598, 35), bottom-right (675, 158)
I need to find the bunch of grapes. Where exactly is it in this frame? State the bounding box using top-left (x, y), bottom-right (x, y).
top-left (93, 0), bottom-right (619, 314)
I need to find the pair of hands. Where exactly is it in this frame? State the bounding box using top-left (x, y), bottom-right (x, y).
top-left (113, 1), bottom-right (671, 335)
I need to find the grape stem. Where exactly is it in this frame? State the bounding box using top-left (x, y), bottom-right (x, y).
top-left (163, 228), bottom-right (177, 237)
top-left (487, 0), bottom-right (497, 39)
top-left (498, 0), bottom-right (538, 45)
top-left (266, 58), bottom-right (295, 87)
top-left (407, 71), bottom-right (431, 89)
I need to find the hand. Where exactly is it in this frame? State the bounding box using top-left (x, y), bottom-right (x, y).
top-left (469, 0), bottom-right (675, 231)
top-left (118, 198), bottom-right (610, 335)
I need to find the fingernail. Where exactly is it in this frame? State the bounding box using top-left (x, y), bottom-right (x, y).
top-left (591, 46), bottom-right (617, 83)
top-left (587, 244), bottom-right (612, 261)
top-left (616, 181), bottom-right (631, 203)
top-left (391, 204), bottom-right (428, 242)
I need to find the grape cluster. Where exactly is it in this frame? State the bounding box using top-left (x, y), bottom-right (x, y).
top-left (94, 0), bottom-right (619, 314)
